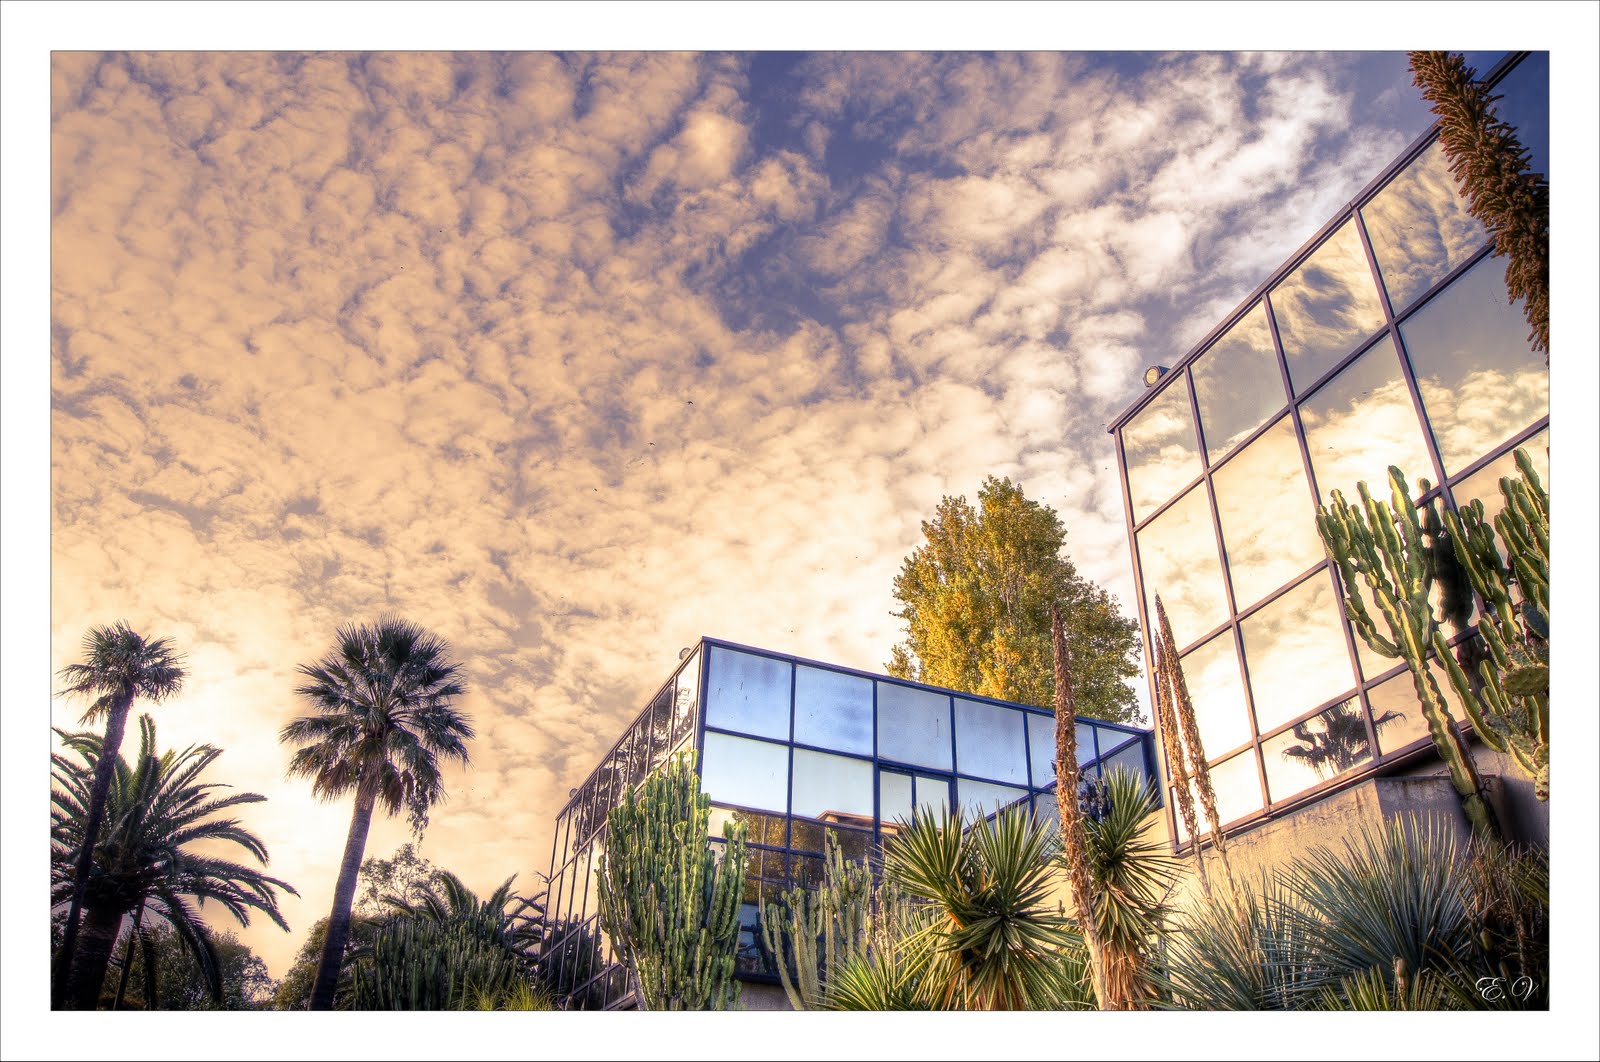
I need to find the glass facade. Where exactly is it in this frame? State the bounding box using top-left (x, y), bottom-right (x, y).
top-left (1108, 52), bottom-right (1548, 844)
top-left (542, 637), bottom-right (1158, 1009)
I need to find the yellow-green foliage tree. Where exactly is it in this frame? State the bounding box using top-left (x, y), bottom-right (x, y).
top-left (888, 476), bottom-right (1143, 725)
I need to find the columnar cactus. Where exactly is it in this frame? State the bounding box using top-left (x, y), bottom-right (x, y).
top-left (1437, 449), bottom-right (1549, 799)
top-left (350, 917), bottom-right (523, 1010)
top-left (595, 749), bottom-right (748, 1011)
top-left (760, 830), bottom-right (874, 1010)
top-left (1315, 466), bottom-right (1500, 840)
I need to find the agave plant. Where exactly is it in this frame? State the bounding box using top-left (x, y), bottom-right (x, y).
top-left (1160, 873), bottom-right (1315, 1011)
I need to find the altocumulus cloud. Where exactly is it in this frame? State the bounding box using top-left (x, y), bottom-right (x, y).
top-left (51, 50), bottom-right (1432, 976)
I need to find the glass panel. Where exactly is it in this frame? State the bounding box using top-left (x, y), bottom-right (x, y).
top-left (791, 819), bottom-right (872, 862)
top-left (878, 770), bottom-right (913, 825)
top-left (1212, 415), bottom-right (1324, 609)
top-left (1263, 699), bottom-right (1373, 801)
top-left (671, 649), bottom-right (700, 750)
top-left (1400, 257), bottom-right (1547, 477)
top-left (645, 685), bottom-right (674, 773)
top-left (953, 698), bottom-right (1028, 784)
top-left (1240, 574), bottom-right (1356, 735)
top-left (1026, 712), bottom-right (1056, 786)
top-left (1491, 52), bottom-right (1549, 179)
top-left (1361, 141), bottom-right (1488, 313)
top-left (876, 682), bottom-right (952, 770)
top-left (1076, 722), bottom-right (1098, 766)
top-left (1136, 482), bottom-right (1229, 651)
top-left (914, 773), bottom-right (952, 818)
top-left (1122, 376), bottom-right (1202, 522)
top-left (552, 809), bottom-right (570, 874)
top-left (1271, 220), bottom-right (1387, 393)
top-left (626, 715), bottom-right (651, 790)
top-left (1300, 336), bottom-right (1433, 503)
top-left (700, 731), bottom-right (789, 814)
top-left (709, 805), bottom-right (787, 847)
top-left (794, 665), bottom-right (874, 755)
top-left (705, 646), bottom-right (792, 740)
top-left (791, 748), bottom-right (875, 821)
top-left (1174, 751), bottom-right (1264, 840)
top-left (957, 778), bottom-right (1030, 820)
top-left (1451, 430), bottom-right (1549, 532)
top-left (1191, 303), bottom-right (1287, 462)
top-left (1100, 737), bottom-right (1151, 789)
top-left (1033, 794), bottom-right (1061, 834)
top-left (1365, 647), bottom-right (1485, 757)
top-left (1177, 629), bottom-right (1253, 759)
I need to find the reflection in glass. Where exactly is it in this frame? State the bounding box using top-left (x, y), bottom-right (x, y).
top-left (1191, 303), bottom-right (1287, 461)
top-left (645, 686), bottom-right (674, 773)
top-left (704, 647), bottom-right (792, 740)
top-left (1300, 337), bottom-right (1433, 503)
top-left (1451, 430), bottom-right (1549, 532)
top-left (1100, 739), bottom-right (1152, 791)
top-left (1213, 415), bottom-right (1324, 608)
top-left (791, 748), bottom-right (875, 820)
top-left (1490, 53), bottom-right (1549, 179)
top-left (1178, 630), bottom-right (1253, 759)
top-left (1271, 220), bottom-right (1387, 392)
top-left (1365, 654), bottom-right (1479, 756)
top-left (1400, 257), bottom-right (1547, 477)
top-left (879, 770), bottom-right (913, 824)
top-left (791, 820), bottom-right (872, 863)
top-left (953, 699), bottom-right (1028, 784)
top-left (914, 773), bottom-right (951, 819)
top-left (958, 778), bottom-right (1030, 819)
top-left (1263, 700), bottom-right (1376, 802)
top-left (1174, 751), bottom-right (1263, 839)
top-left (876, 682), bottom-right (952, 770)
top-left (1240, 574), bottom-right (1356, 734)
top-left (1026, 712), bottom-right (1055, 786)
top-left (1122, 377), bottom-right (1202, 522)
top-left (711, 805), bottom-right (787, 847)
top-left (700, 731), bottom-right (789, 813)
top-left (1136, 483), bottom-right (1229, 651)
top-left (671, 649), bottom-right (700, 750)
top-left (1362, 141), bottom-right (1487, 313)
top-left (794, 665), bottom-right (874, 755)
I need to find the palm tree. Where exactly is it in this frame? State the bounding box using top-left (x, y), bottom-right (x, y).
top-left (279, 616), bottom-right (472, 1011)
top-left (51, 715), bottom-right (296, 1009)
top-left (52, 622), bottom-right (187, 1008)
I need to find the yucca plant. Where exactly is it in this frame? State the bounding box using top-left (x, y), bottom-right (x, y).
top-left (1160, 874), bottom-right (1314, 1011)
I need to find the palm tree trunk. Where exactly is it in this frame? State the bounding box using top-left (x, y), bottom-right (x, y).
top-left (308, 791), bottom-right (376, 1010)
top-left (69, 902), bottom-right (126, 1010)
top-left (53, 694), bottom-right (132, 1009)
top-left (112, 901), bottom-right (147, 1010)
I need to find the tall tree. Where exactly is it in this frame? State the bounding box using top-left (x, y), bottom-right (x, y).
top-left (888, 476), bottom-right (1143, 724)
top-left (279, 616), bottom-right (473, 1011)
top-left (1409, 51), bottom-right (1549, 358)
top-left (52, 622), bottom-right (187, 1009)
top-left (50, 716), bottom-right (295, 1009)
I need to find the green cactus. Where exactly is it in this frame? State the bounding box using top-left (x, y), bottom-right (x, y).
top-left (596, 749), bottom-right (748, 1011)
top-left (760, 830), bottom-right (875, 1010)
top-left (1437, 449), bottom-right (1550, 800)
top-left (1316, 466), bottom-right (1501, 841)
top-left (349, 917), bottom-right (524, 1010)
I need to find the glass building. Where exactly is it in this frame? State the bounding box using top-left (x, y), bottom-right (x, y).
top-left (1108, 52), bottom-right (1548, 845)
top-left (541, 636), bottom-right (1158, 1009)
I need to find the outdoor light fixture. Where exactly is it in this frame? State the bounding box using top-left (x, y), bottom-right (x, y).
top-left (1143, 365), bottom-right (1169, 388)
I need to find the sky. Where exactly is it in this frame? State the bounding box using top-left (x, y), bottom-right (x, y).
top-left (7, 2), bottom-right (1599, 1054)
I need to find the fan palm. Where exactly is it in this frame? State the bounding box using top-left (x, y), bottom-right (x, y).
top-left (279, 616), bottom-right (472, 1010)
top-left (51, 715), bottom-right (296, 1009)
top-left (52, 622), bottom-right (187, 1007)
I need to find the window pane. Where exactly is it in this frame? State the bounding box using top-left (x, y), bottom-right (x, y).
top-left (791, 748), bottom-right (875, 821)
top-left (791, 819), bottom-right (871, 862)
top-left (1174, 751), bottom-right (1264, 839)
top-left (1178, 629), bottom-right (1253, 759)
top-left (1136, 482), bottom-right (1228, 651)
top-left (1491, 52), bottom-right (1549, 179)
top-left (700, 731), bottom-right (789, 814)
top-left (709, 805), bottom-right (787, 847)
top-left (879, 771), bottom-right (913, 826)
top-left (915, 773), bottom-right (952, 818)
top-left (957, 778), bottom-right (1030, 820)
top-left (1100, 737), bottom-right (1151, 789)
top-left (1450, 430), bottom-right (1549, 532)
top-left (1300, 336), bottom-right (1433, 503)
top-left (1262, 699), bottom-right (1373, 802)
top-left (1400, 257), bottom-right (1547, 477)
top-left (794, 665), bottom-right (874, 755)
top-left (1212, 415), bottom-right (1323, 609)
top-left (705, 646), bottom-right (791, 740)
top-left (1240, 574), bottom-right (1356, 735)
top-left (1191, 303), bottom-right (1287, 462)
top-left (1365, 640), bottom-right (1489, 758)
top-left (954, 699), bottom-right (1028, 784)
top-left (671, 649), bottom-right (700, 750)
top-left (1362, 141), bottom-right (1487, 313)
top-left (1122, 376), bottom-right (1202, 522)
top-left (1076, 722), bottom-right (1099, 765)
top-left (876, 682), bottom-right (952, 770)
top-left (1271, 220), bottom-right (1387, 393)
top-left (1026, 712), bottom-right (1062, 786)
